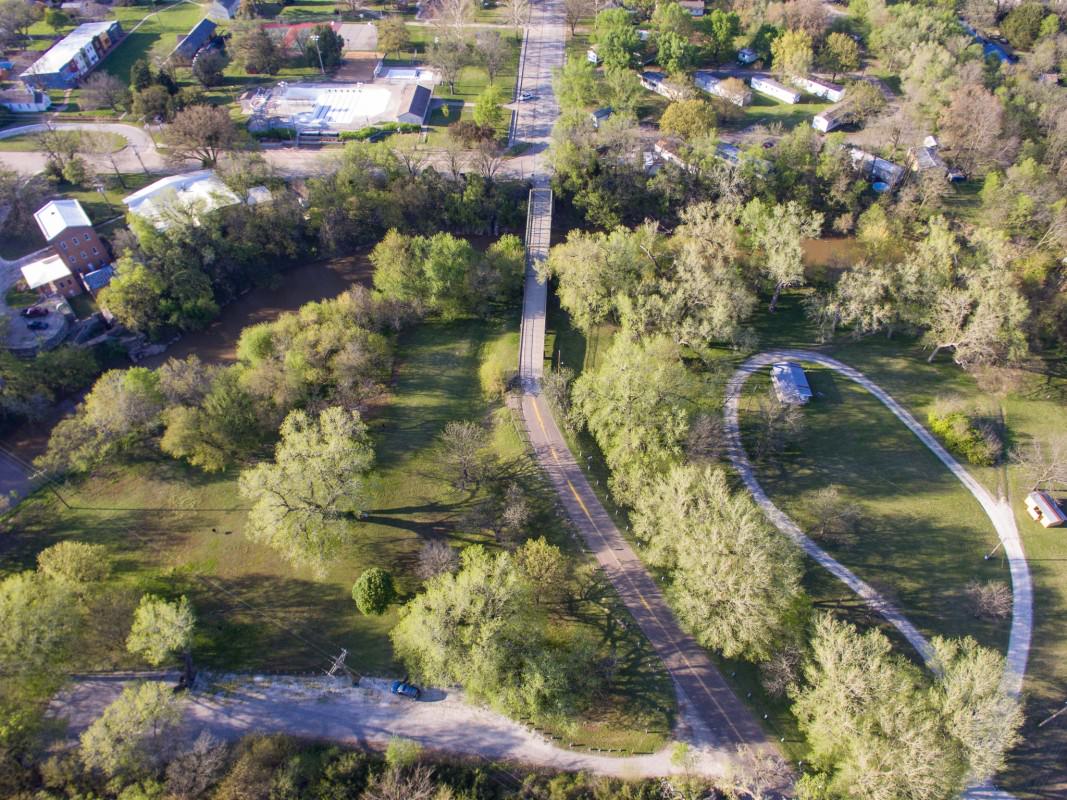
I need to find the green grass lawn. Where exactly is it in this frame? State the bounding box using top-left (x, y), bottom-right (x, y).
top-left (401, 24), bottom-right (522, 101)
top-left (541, 259), bottom-right (1067, 787)
top-left (0, 314), bottom-right (673, 752)
top-left (64, 172), bottom-right (157, 225)
top-left (722, 91), bottom-right (830, 132)
top-left (738, 366), bottom-right (1011, 651)
top-left (103, 1), bottom-right (208, 81)
top-left (0, 131), bottom-right (126, 153)
top-left (729, 289), bottom-right (1067, 796)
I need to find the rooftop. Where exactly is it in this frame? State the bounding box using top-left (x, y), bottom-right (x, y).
top-left (169, 18), bottom-right (217, 61)
top-left (82, 264), bottom-right (115, 293)
top-left (22, 21), bottom-right (117, 78)
top-left (771, 361), bottom-right (813, 405)
top-left (34, 199), bottom-right (92, 241)
top-left (123, 170), bottom-right (241, 230)
top-left (21, 253), bottom-right (72, 289)
top-left (245, 81), bottom-right (433, 132)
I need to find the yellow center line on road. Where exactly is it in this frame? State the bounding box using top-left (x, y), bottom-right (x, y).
top-left (526, 395), bottom-right (751, 745)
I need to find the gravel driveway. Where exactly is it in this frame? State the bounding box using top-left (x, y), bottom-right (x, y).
top-left (51, 673), bottom-right (727, 779)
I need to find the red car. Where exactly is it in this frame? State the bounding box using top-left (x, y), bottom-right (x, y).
top-left (21, 306), bottom-right (47, 317)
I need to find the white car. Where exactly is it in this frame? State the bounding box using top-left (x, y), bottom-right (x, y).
top-left (519, 91), bottom-right (535, 101)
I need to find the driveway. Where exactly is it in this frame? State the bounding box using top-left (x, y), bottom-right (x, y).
top-left (51, 673), bottom-right (728, 779)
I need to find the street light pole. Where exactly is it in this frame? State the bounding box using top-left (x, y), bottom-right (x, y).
top-left (310, 34), bottom-right (325, 75)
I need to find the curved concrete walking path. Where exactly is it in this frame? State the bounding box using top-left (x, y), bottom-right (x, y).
top-left (724, 349), bottom-right (1032, 799)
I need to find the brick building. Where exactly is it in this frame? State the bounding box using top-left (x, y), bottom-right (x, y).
top-left (33, 199), bottom-right (109, 275)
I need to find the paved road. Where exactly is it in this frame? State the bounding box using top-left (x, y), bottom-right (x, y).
top-left (723, 349), bottom-right (1031, 800)
top-left (52, 673), bottom-right (728, 778)
top-left (511, 0), bottom-right (783, 779)
top-left (0, 122), bottom-right (172, 176)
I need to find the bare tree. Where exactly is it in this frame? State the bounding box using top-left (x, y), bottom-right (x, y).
top-left (728, 744), bottom-right (793, 800)
top-left (165, 732), bottom-right (229, 800)
top-left (499, 483), bottom-right (531, 544)
top-left (471, 140), bottom-right (506, 180)
top-left (416, 540), bottom-right (459, 580)
top-left (938, 82), bottom-right (1016, 176)
top-left (33, 126), bottom-right (80, 170)
top-left (767, 0), bottom-right (829, 40)
top-left (363, 765), bottom-right (438, 800)
top-left (390, 135), bottom-right (430, 177)
top-left (685, 413), bottom-right (725, 463)
top-left (477, 30), bottom-right (509, 85)
top-left (563, 0), bottom-right (590, 35)
top-left (759, 645), bottom-right (802, 697)
top-left (439, 420), bottom-right (488, 490)
top-left (428, 38), bottom-right (468, 95)
top-left (434, 0), bottom-right (473, 37)
top-left (163, 104), bottom-right (242, 167)
top-left (440, 131), bottom-right (469, 178)
top-left (81, 72), bottom-right (128, 111)
top-left (542, 366), bottom-right (575, 427)
top-left (754, 390), bottom-right (805, 462)
top-left (1013, 435), bottom-right (1067, 492)
top-left (804, 484), bottom-right (862, 547)
top-left (501, 0), bottom-right (530, 35)
top-left (965, 580), bottom-right (1012, 620)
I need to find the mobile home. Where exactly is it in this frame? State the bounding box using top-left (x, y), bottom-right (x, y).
top-left (750, 76), bottom-right (800, 104)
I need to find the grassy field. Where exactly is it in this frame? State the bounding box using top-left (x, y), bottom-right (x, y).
top-left (738, 365), bottom-right (1011, 650)
top-left (104, 2), bottom-right (208, 79)
top-left (737, 291), bottom-right (1067, 796)
top-left (0, 132), bottom-right (126, 153)
top-left (721, 90), bottom-right (830, 132)
top-left (540, 242), bottom-right (1067, 790)
top-left (400, 24), bottom-right (522, 101)
top-left (0, 315), bottom-right (673, 753)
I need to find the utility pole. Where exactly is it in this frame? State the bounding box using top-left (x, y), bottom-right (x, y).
top-left (107, 152), bottom-right (127, 188)
top-left (131, 144), bottom-right (148, 175)
top-left (1039, 700), bottom-right (1067, 728)
top-left (325, 648), bottom-right (349, 677)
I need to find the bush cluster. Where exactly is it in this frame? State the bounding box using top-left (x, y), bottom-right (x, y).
top-left (928, 409), bottom-right (1002, 466)
top-left (339, 122), bottom-right (422, 142)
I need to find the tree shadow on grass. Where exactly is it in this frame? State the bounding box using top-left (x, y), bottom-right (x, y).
top-left (191, 572), bottom-right (397, 674)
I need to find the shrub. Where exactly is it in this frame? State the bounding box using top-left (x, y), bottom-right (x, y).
top-left (352, 568), bottom-right (395, 615)
top-left (928, 406), bottom-right (1002, 466)
top-left (338, 123), bottom-right (421, 142)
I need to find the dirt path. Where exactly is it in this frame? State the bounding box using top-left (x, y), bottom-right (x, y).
top-left (723, 349), bottom-right (1031, 800)
top-left (52, 673), bottom-right (726, 779)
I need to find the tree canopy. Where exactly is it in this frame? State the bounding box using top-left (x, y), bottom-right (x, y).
top-left (239, 406), bottom-right (375, 576)
top-left (632, 465), bottom-right (805, 661)
top-left (391, 545), bottom-right (594, 717)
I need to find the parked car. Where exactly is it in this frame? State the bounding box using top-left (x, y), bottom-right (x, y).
top-left (390, 680), bottom-right (421, 700)
top-left (519, 91), bottom-right (535, 101)
top-left (26, 320), bottom-right (48, 330)
top-left (21, 306), bottom-right (47, 317)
